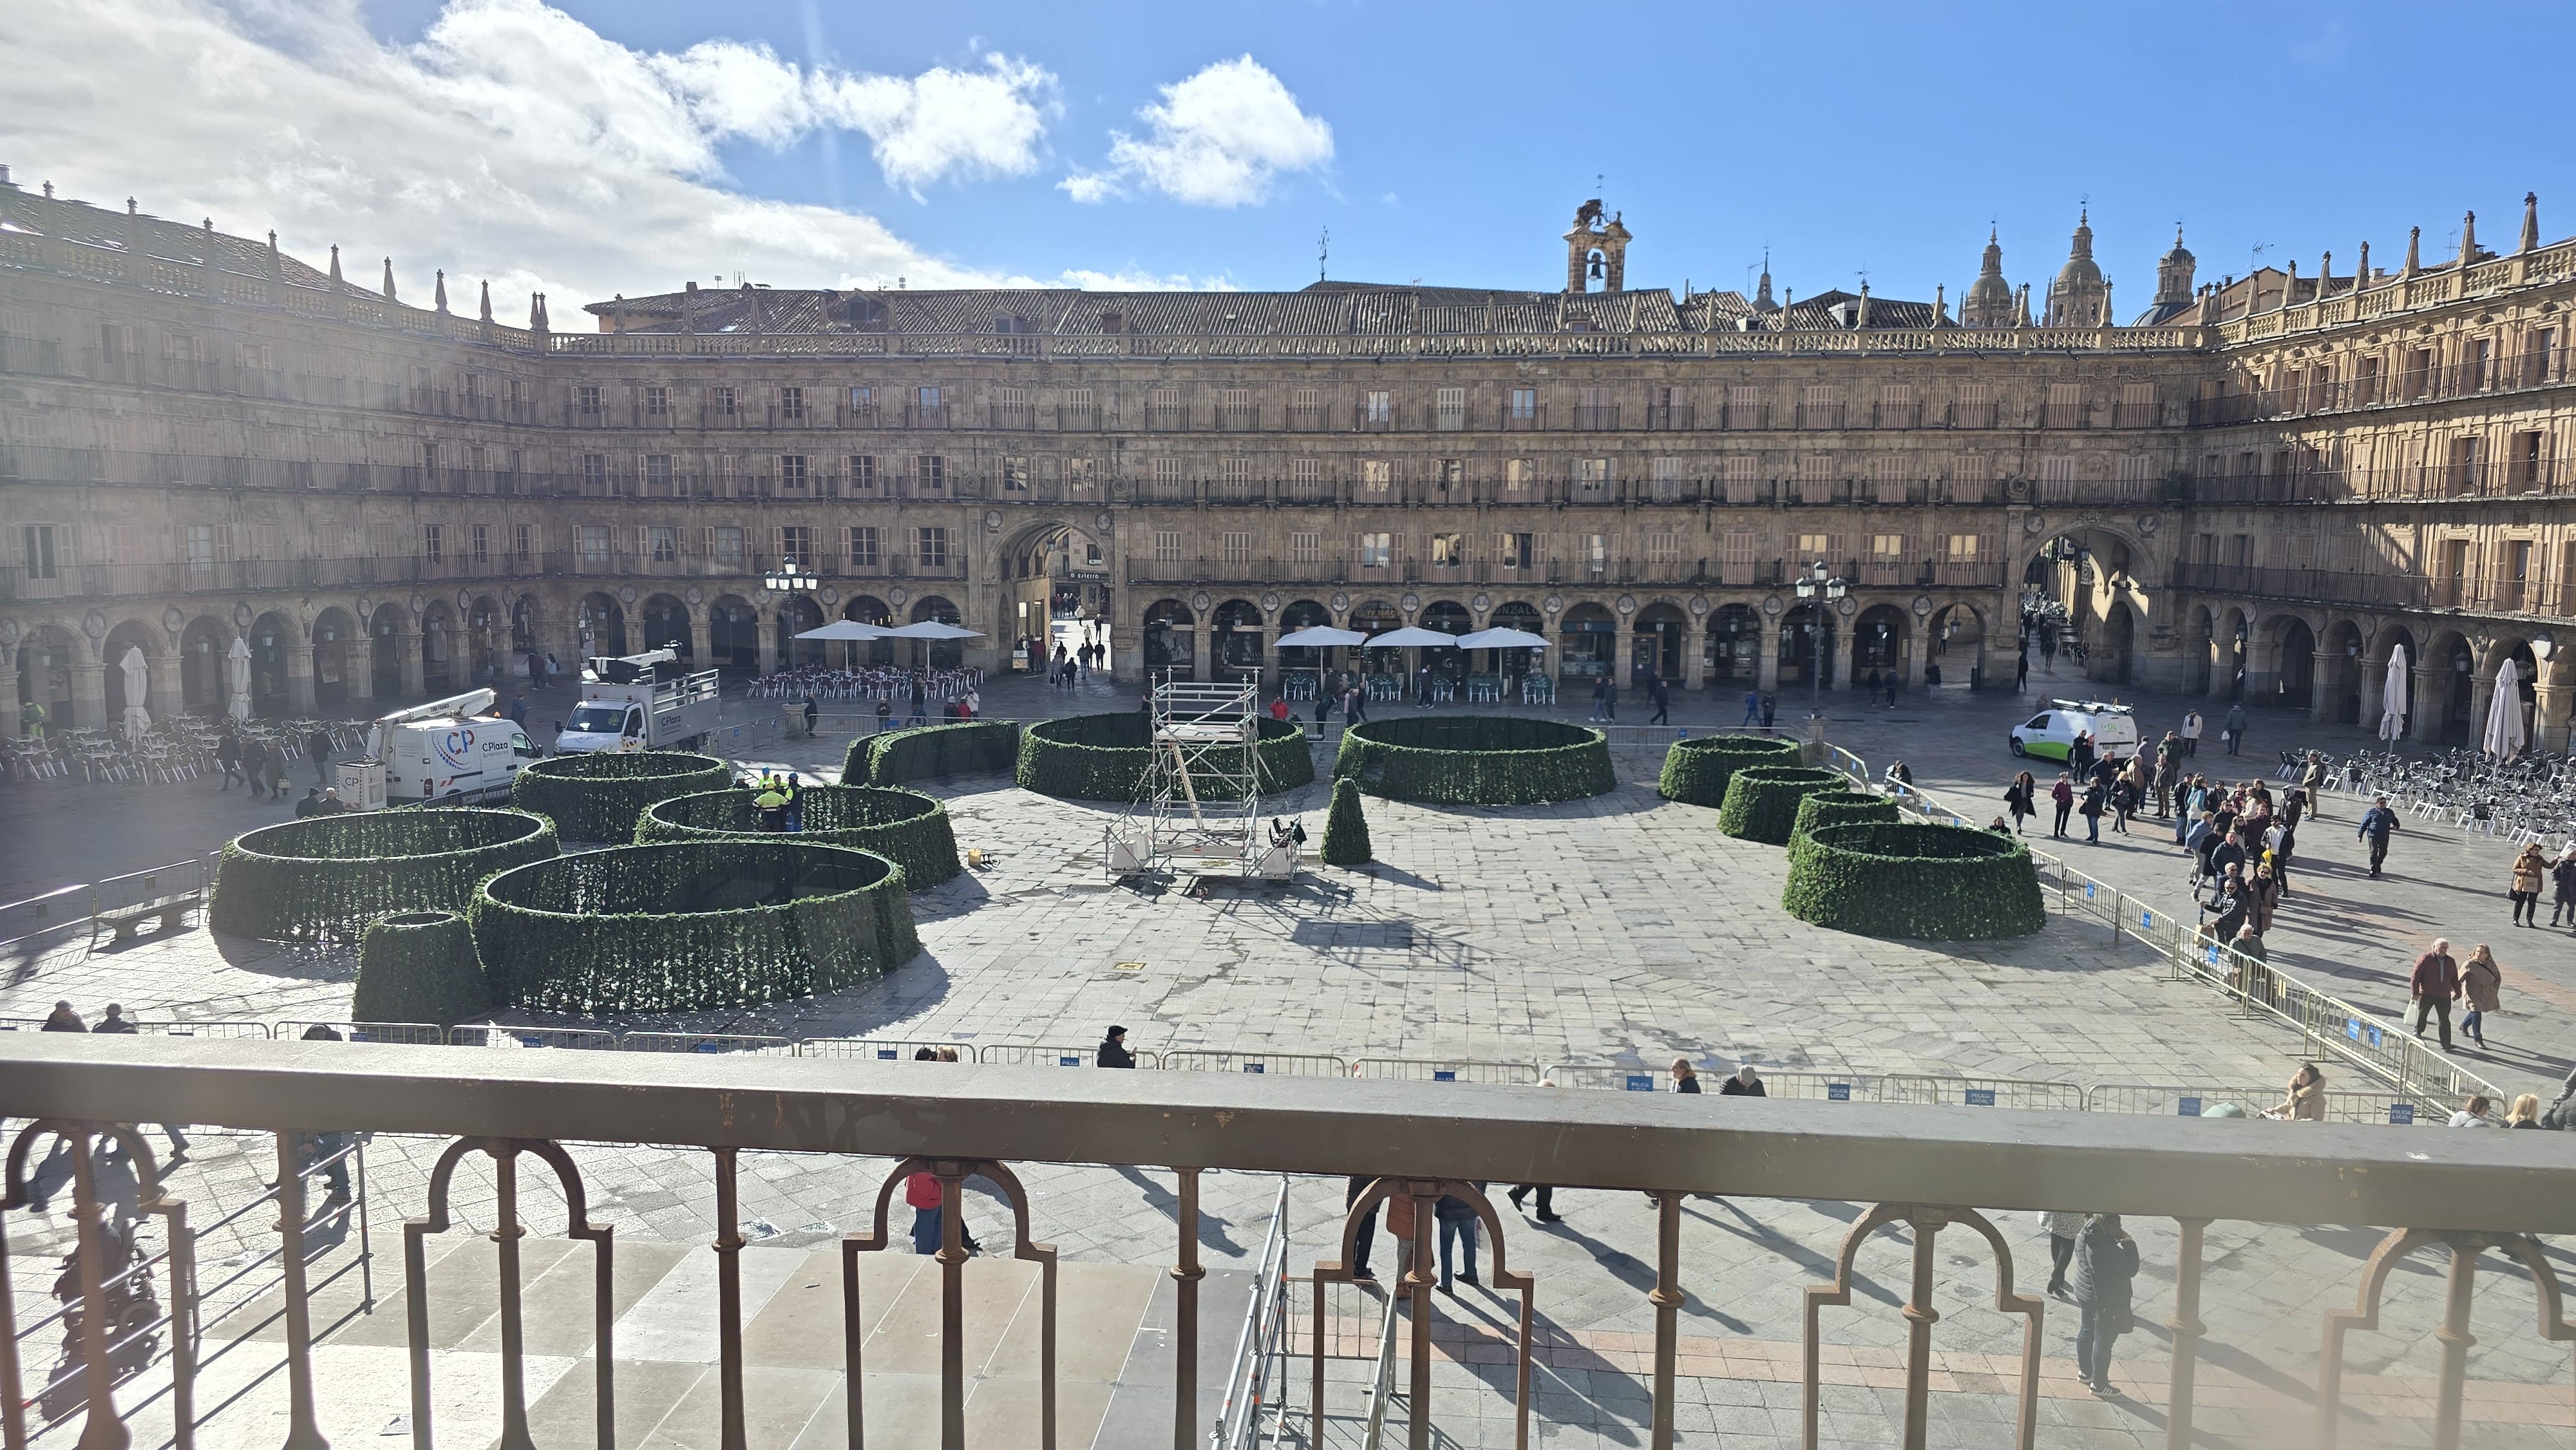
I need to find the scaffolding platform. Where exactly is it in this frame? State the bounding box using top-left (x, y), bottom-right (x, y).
top-left (1104, 675), bottom-right (1298, 882)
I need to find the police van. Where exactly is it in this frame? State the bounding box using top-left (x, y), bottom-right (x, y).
top-left (2008, 699), bottom-right (2141, 760)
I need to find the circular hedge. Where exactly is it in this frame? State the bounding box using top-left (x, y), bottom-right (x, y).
top-left (1783, 822), bottom-right (2045, 940)
top-left (1332, 715), bottom-right (1615, 804)
top-left (848, 720), bottom-right (1021, 786)
top-left (211, 809), bottom-right (559, 940)
top-left (1716, 766), bottom-right (1847, 845)
top-left (1017, 713), bottom-right (1316, 802)
top-left (471, 841), bottom-right (919, 1013)
top-left (352, 910), bottom-right (489, 1026)
top-left (1657, 735), bottom-right (1801, 805)
top-left (636, 785), bottom-right (961, 889)
top-left (1789, 788), bottom-right (1902, 844)
top-left (510, 751), bottom-right (732, 842)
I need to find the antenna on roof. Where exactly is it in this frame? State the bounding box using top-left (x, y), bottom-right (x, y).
top-left (1318, 225), bottom-right (1329, 283)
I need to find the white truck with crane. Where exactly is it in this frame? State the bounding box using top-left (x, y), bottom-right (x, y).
top-left (341, 688), bottom-right (542, 807)
top-left (551, 649), bottom-right (723, 755)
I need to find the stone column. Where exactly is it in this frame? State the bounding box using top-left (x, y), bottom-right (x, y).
top-left (70, 657), bottom-right (107, 731)
top-left (347, 636), bottom-right (377, 704)
top-left (755, 608), bottom-right (779, 675)
top-left (1903, 625), bottom-right (1929, 690)
top-left (1683, 625), bottom-right (1707, 690)
top-left (398, 630), bottom-right (427, 699)
top-left (2410, 663), bottom-right (2444, 742)
top-left (1111, 619), bottom-right (1147, 686)
top-left (146, 646), bottom-right (185, 725)
top-left (2534, 677), bottom-right (2572, 753)
top-left (1756, 617), bottom-right (1782, 692)
top-left (2465, 669), bottom-right (2497, 748)
top-left (1830, 620), bottom-right (1857, 693)
top-left (0, 664), bottom-right (19, 739)
top-left (2309, 649), bottom-right (2340, 722)
top-left (285, 636), bottom-right (317, 715)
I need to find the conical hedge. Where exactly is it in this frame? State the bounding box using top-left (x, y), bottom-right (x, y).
top-left (1321, 778), bottom-right (1374, 865)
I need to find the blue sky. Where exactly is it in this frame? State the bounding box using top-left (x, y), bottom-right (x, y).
top-left (9, 2), bottom-right (2573, 312)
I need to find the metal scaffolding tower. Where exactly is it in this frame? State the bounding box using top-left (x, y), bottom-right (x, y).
top-left (1104, 675), bottom-right (1297, 881)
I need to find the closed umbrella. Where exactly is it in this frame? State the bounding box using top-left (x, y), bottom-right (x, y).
top-left (225, 636), bottom-right (252, 722)
top-left (2483, 658), bottom-right (2526, 758)
top-left (118, 645), bottom-right (153, 739)
top-left (2376, 643), bottom-right (2409, 741)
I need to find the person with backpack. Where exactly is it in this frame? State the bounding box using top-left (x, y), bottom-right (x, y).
top-left (2357, 794), bottom-right (2401, 878)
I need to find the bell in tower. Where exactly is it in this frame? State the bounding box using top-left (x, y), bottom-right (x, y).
top-left (1564, 199), bottom-right (1632, 293)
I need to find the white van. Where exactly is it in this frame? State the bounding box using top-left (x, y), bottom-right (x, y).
top-left (2009, 699), bottom-right (2141, 761)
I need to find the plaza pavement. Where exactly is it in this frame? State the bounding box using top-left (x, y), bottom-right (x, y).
top-left (6, 665), bottom-right (2575, 1446)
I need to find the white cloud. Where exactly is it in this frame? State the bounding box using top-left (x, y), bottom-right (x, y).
top-left (1063, 56), bottom-right (1332, 207)
top-left (0, 0), bottom-right (1128, 316)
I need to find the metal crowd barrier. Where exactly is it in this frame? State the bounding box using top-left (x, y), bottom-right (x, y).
top-left (977, 1042), bottom-right (1162, 1069)
top-left (620, 1030), bottom-right (797, 1056)
top-left (444, 1024), bottom-right (621, 1051)
top-left (0, 1016), bottom-right (270, 1037)
top-left (2087, 1082), bottom-right (2455, 1126)
top-left (1160, 1049), bottom-right (1352, 1077)
top-left (0, 856), bottom-right (219, 954)
top-left (1349, 1057), bottom-right (1539, 1085)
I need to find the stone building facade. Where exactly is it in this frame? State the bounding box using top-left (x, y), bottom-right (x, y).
top-left (3, 184), bottom-right (2571, 748)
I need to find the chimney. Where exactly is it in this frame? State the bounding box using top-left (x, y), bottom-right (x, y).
top-left (2521, 192), bottom-right (2540, 254)
top-left (2356, 240), bottom-right (2370, 287)
top-left (2401, 227), bottom-right (2420, 279)
top-left (328, 243), bottom-right (343, 284)
top-left (381, 256), bottom-right (397, 303)
top-left (434, 270), bottom-right (448, 314)
top-left (2458, 210), bottom-right (2477, 268)
top-left (478, 279), bottom-right (493, 324)
top-left (1933, 283), bottom-right (1947, 324)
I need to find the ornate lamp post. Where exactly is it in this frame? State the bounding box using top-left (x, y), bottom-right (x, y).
top-left (1793, 560), bottom-right (1847, 718)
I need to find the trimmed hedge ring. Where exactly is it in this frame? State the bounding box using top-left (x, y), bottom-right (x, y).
top-left (636, 785), bottom-right (962, 889)
top-left (1331, 715), bottom-right (1615, 805)
top-left (1783, 821), bottom-right (2045, 940)
top-left (211, 808), bottom-right (559, 940)
top-left (352, 910), bottom-right (489, 1026)
top-left (1657, 734), bottom-right (1801, 805)
top-left (1789, 788), bottom-right (1902, 844)
top-left (1017, 712), bottom-right (1316, 802)
top-left (510, 750), bottom-right (732, 842)
top-left (471, 840), bottom-right (920, 1013)
top-left (849, 720), bottom-right (1021, 786)
top-left (1716, 766), bottom-right (1846, 845)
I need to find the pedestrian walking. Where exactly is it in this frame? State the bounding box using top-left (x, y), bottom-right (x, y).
top-left (802, 696), bottom-right (819, 738)
top-left (2200, 866), bottom-right (2246, 942)
top-left (2069, 731), bottom-right (2096, 778)
top-left (1435, 1188), bottom-right (1482, 1292)
top-left (2181, 710), bottom-right (2202, 756)
top-left (1759, 693), bottom-right (1777, 728)
top-left (1648, 676), bottom-right (1670, 726)
top-left (2038, 1210), bottom-right (2084, 1301)
top-left (267, 746), bottom-right (289, 801)
top-left (216, 731), bottom-right (243, 790)
top-left (2448, 1095), bottom-right (2496, 1127)
top-left (93, 1006), bottom-right (190, 1159)
top-left (2222, 702), bottom-right (2247, 756)
top-left (1863, 668), bottom-right (1882, 705)
top-left (2049, 773), bottom-right (2075, 838)
top-left (1506, 1182), bottom-right (1559, 1223)
top-left (2264, 1063), bottom-right (2327, 1121)
top-left (2072, 1214), bottom-right (2139, 1396)
top-left (2244, 863), bottom-right (2280, 934)
top-left (2014, 650), bottom-right (2029, 692)
top-left (1719, 1065), bottom-right (1766, 1097)
top-left (2409, 937), bottom-right (2461, 1051)
top-left (2004, 771), bottom-right (2036, 834)
top-left (508, 694), bottom-right (529, 728)
top-left (1096, 1025), bottom-right (1136, 1068)
top-left (908, 677), bottom-right (930, 726)
top-left (1600, 678), bottom-right (1618, 722)
top-left (1741, 690), bottom-right (1761, 727)
top-left (2357, 795), bottom-right (2401, 878)
top-left (874, 696), bottom-right (893, 733)
top-left (1671, 1059), bottom-right (1701, 1094)
top-left (241, 739), bottom-right (269, 799)
top-left (2510, 843), bottom-right (2548, 926)
top-left (2462, 945), bottom-right (2502, 1048)
top-left (307, 726), bottom-right (334, 786)
top-left (2553, 844), bottom-right (2576, 928)
top-left (1343, 1176), bottom-right (1381, 1280)
top-left (2300, 751), bottom-right (2331, 818)
top-left (2079, 778), bottom-right (2107, 843)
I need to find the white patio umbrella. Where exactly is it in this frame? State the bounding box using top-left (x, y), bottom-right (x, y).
top-left (2376, 643), bottom-right (2409, 741)
top-left (1455, 627), bottom-right (1550, 650)
top-left (224, 636), bottom-right (252, 722)
top-left (1275, 625), bottom-right (1367, 648)
top-left (792, 620), bottom-right (886, 642)
top-left (2483, 658), bottom-right (2526, 759)
top-left (118, 645), bottom-right (153, 739)
top-left (880, 621), bottom-right (984, 640)
top-left (1362, 626), bottom-right (1459, 649)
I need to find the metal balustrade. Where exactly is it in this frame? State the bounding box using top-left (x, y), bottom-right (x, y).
top-left (3, 1037), bottom-right (2571, 1450)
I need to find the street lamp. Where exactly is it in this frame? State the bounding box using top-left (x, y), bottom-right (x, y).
top-left (762, 558), bottom-right (818, 595)
top-left (1792, 560), bottom-right (1848, 717)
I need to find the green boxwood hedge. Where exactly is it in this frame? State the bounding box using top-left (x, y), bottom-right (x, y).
top-left (210, 809), bottom-right (558, 940)
top-left (848, 720), bottom-right (1021, 785)
top-left (1016, 712), bottom-right (1315, 801)
top-left (471, 840), bottom-right (919, 1013)
top-left (636, 785), bottom-right (961, 889)
top-left (510, 751), bottom-right (732, 842)
top-left (1331, 716), bottom-right (1614, 805)
top-left (1716, 766), bottom-right (1847, 845)
top-left (1789, 788), bottom-right (1902, 845)
top-left (1657, 735), bottom-right (1800, 805)
top-left (1783, 821), bottom-right (2045, 940)
top-left (352, 910), bottom-right (489, 1026)
top-left (1321, 777), bottom-right (1372, 864)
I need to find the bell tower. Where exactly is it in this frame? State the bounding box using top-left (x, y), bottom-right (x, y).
top-left (1564, 200), bottom-right (1631, 293)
